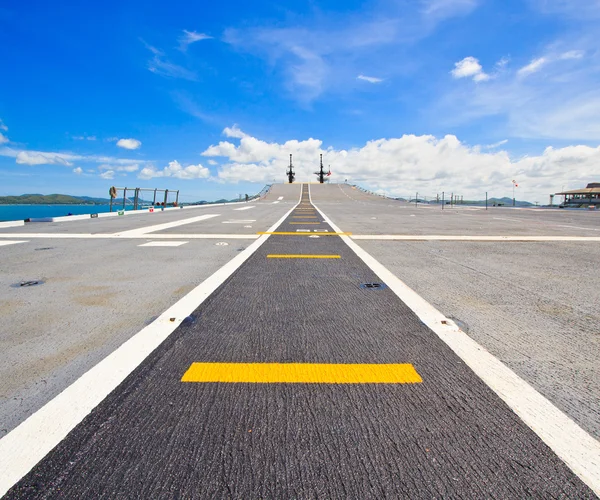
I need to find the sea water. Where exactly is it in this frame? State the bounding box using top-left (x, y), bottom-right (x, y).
top-left (0, 204), bottom-right (129, 222)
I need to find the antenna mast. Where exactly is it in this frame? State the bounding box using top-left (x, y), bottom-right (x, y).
top-left (286, 154), bottom-right (295, 183)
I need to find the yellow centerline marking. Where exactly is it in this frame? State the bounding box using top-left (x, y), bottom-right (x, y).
top-left (290, 222), bottom-right (321, 224)
top-left (258, 232), bottom-right (352, 236)
top-left (182, 363), bottom-right (422, 384)
top-left (267, 254), bottom-right (341, 259)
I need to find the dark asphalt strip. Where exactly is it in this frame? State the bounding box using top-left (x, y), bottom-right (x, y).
top-left (5, 188), bottom-right (595, 498)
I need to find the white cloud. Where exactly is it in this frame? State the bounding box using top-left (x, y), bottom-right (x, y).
top-left (179, 30), bottom-right (212, 51)
top-left (138, 160), bottom-right (210, 180)
top-left (0, 120), bottom-right (7, 132)
top-left (207, 159), bottom-right (218, 165)
top-left (16, 150), bottom-right (78, 166)
top-left (99, 164), bottom-right (139, 172)
top-left (451, 56), bottom-right (490, 82)
top-left (100, 170), bottom-right (115, 180)
top-left (73, 167), bottom-right (83, 175)
top-left (225, 1), bottom-right (476, 103)
top-left (116, 138), bottom-right (142, 150)
top-left (73, 135), bottom-right (97, 141)
top-left (223, 125), bottom-right (249, 139)
top-left (517, 57), bottom-right (547, 77)
top-left (201, 130), bottom-right (598, 201)
top-left (484, 139), bottom-right (508, 149)
top-left (560, 50), bottom-right (584, 60)
top-left (0, 132), bottom-right (8, 144)
top-left (148, 57), bottom-right (198, 81)
top-left (357, 74), bottom-right (384, 83)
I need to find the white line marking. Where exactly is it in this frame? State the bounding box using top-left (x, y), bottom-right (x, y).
top-left (350, 235), bottom-right (600, 242)
top-left (309, 185), bottom-right (600, 496)
top-left (113, 214), bottom-right (220, 237)
top-left (0, 221), bottom-right (25, 228)
top-left (0, 188), bottom-right (304, 497)
top-left (272, 201), bottom-right (280, 204)
top-left (296, 229), bottom-right (311, 232)
top-left (0, 233), bottom-right (258, 240)
top-left (233, 206), bottom-right (255, 211)
top-left (222, 220), bottom-right (256, 224)
top-left (278, 196), bottom-right (284, 200)
top-left (0, 240), bottom-right (28, 247)
top-left (138, 241), bottom-right (188, 247)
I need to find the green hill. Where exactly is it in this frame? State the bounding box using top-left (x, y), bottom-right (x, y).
top-left (0, 194), bottom-right (111, 205)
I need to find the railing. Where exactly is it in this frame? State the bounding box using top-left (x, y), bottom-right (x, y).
top-left (109, 187), bottom-right (180, 212)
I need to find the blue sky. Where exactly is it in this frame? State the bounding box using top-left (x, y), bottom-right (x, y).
top-left (1, 0), bottom-right (599, 203)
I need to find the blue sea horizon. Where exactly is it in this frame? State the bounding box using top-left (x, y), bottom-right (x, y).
top-left (0, 204), bottom-right (130, 222)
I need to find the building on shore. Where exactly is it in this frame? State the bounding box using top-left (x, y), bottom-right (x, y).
top-left (555, 183), bottom-right (600, 208)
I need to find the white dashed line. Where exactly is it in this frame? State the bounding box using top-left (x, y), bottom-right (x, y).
top-left (234, 206), bottom-right (255, 211)
top-left (0, 240), bottom-right (28, 246)
top-left (138, 241), bottom-right (189, 247)
top-left (114, 214), bottom-right (220, 237)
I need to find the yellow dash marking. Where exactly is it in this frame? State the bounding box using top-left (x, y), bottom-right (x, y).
top-left (292, 216), bottom-right (318, 218)
top-left (182, 363), bottom-right (422, 384)
top-left (290, 222), bottom-right (321, 224)
top-left (257, 232), bottom-right (352, 236)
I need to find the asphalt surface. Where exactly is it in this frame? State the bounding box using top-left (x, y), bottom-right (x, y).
top-left (3, 184), bottom-right (596, 498)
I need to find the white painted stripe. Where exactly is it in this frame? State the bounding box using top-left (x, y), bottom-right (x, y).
top-left (278, 196), bottom-right (284, 200)
top-left (350, 235), bottom-right (600, 242)
top-left (113, 214), bottom-right (220, 237)
top-left (0, 233), bottom-right (258, 240)
top-left (309, 185), bottom-right (600, 496)
top-left (138, 241), bottom-right (188, 247)
top-left (0, 221), bottom-right (25, 228)
top-left (296, 229), bottom-right (311, 232)
top-left (0, 240), bottom-right (28, 247)
top-left (233, 206), bottom-right (255, 211)
top-left (272, 201), bottom-right (280, 204)
top-left (0, 186), bottom-right (303, 497)
top-left (222, 220), bottom-right (256, 224)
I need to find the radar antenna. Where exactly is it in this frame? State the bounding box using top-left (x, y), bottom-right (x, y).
top-left (286, 154), bottom-right (295, 183)
top-left (314, 154), bottom-right (331, 183)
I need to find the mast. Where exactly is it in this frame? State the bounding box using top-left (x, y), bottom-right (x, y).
top-left (286, 154), bottom-right (295, 183)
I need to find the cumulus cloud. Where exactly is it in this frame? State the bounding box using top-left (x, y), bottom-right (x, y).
top-left (116, 138), bottom-right (142, 150)
top-left (202, 131), bottom-right (599, 200)
top-left (138, 160), bottom-right (210, 180)
top-left (0, 132), bottom-right (8, 144)
top-left (100, 170), bottom-right (115, 180)
top-left (223, 125), bottom-right (249, 139)
top-left (73, 167), bottom-right (83, 174)
top-left (179, 30), bottom-right (212, 51)
top-left (357, 74), bottom-right (384, 83)
top-left (16, 150), bottom-right (78, 166)
top-left (451, 56), bottom-right (490, 82)
top-left (99, 164), bottom-right (139, 172)
top-left (517, 57), bottom-right (547, 77)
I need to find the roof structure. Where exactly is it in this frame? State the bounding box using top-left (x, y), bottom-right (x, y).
top-left (555, 183), bottom-right (600, 195)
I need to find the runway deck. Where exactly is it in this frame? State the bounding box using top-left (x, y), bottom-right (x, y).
top-left (1, 183), bottom-right (599, 497)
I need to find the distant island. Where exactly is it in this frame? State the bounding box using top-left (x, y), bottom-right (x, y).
top-left (0, 194), bottom-right (112, 205)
